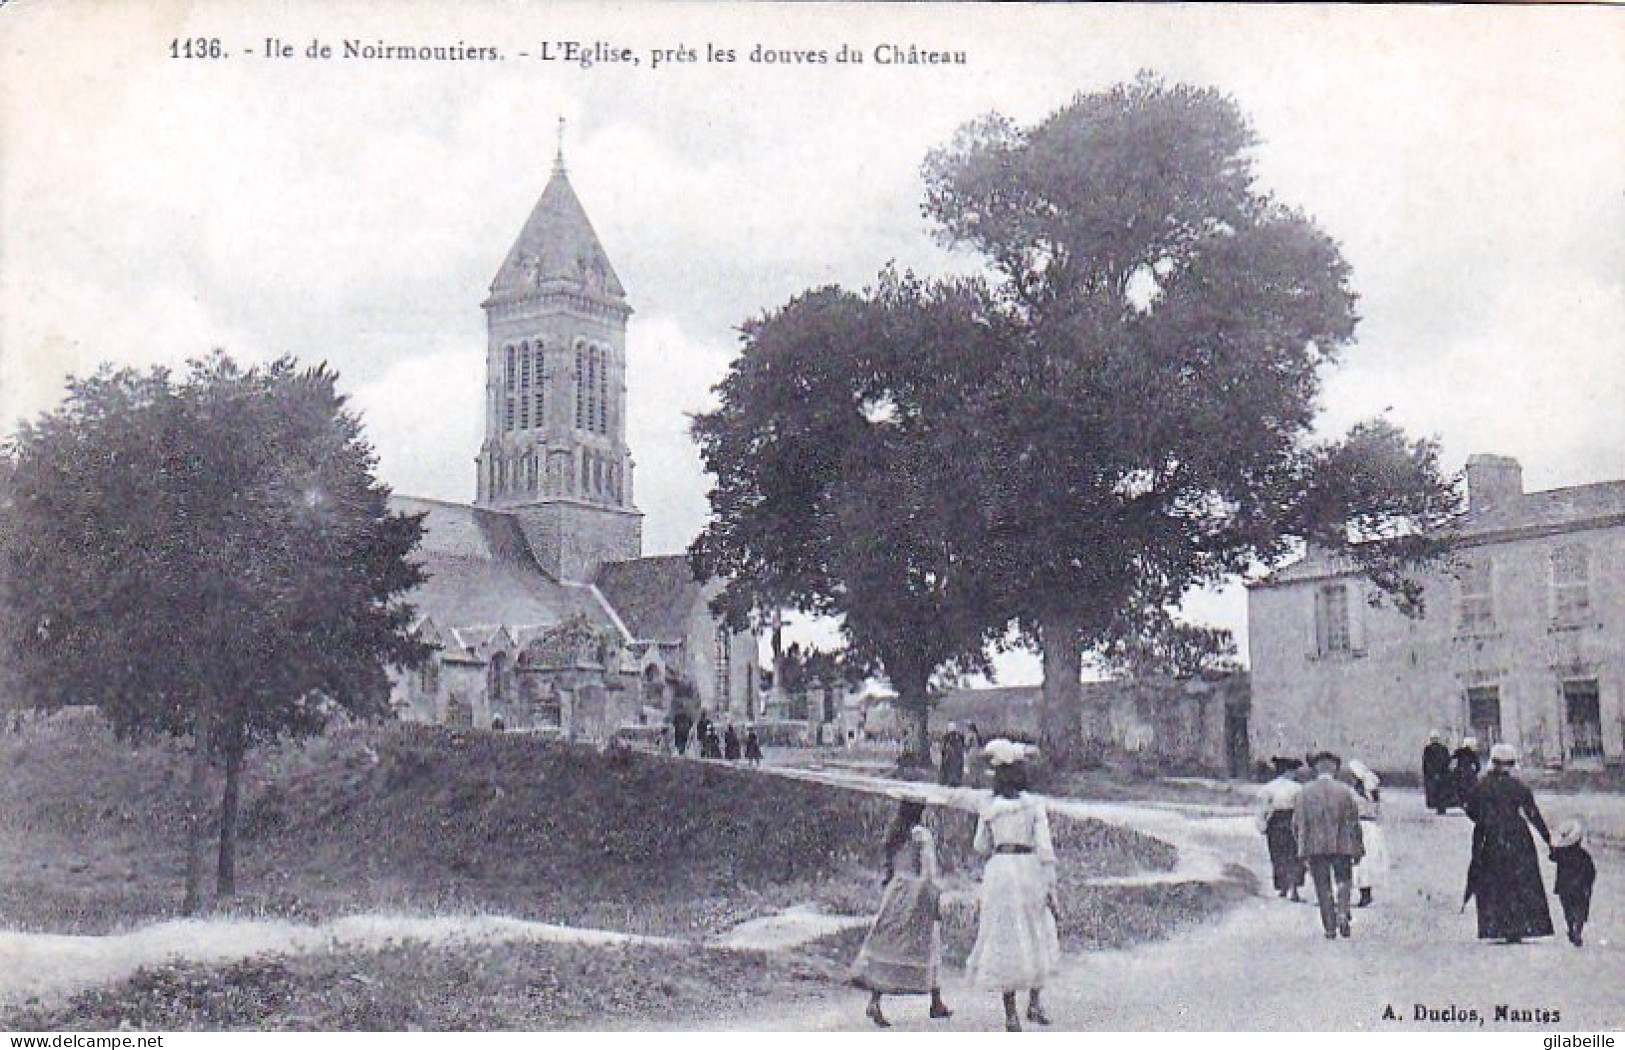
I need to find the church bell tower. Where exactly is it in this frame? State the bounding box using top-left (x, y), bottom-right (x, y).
top-left (475, 137), bottom-right (643, 582)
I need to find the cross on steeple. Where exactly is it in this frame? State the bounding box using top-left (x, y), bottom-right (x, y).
top-left (554, 116), bottom-right (567, 174)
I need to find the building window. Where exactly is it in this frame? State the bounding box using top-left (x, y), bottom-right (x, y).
top-left (587, 349), bottom-right (598, 434)
top-left (519, 341), bottom-right (532, 430)
top-left (532, 687), bottom-right (562, 730)
top-left (488, 651), bottom-right (511, 709)
top-left (598, 352), bottom-right (609, 434)
top-left (533, 349), bottom-right (546, 428)
top-left (1552, 545), bottom-right (1591, 626)
top-left (1466, 685), bottom-right (1502, 746)
top-left (1457, 558), bottom-right (1495, 633)
top-left (503, 345), bottom-right (517, 432)
top-left (418, 659), bottom-right (440, 698)
top-left (1315, 583), bottom-right (1350, 655)
top-left (574, 345), bottom-right (586, 430)
top-left (1564, 679), bottom-right (1603, 760)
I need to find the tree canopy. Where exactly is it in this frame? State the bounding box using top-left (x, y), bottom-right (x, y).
top-left (690, 271), bottom-right (1010, 759)
top-left (922, 76), bottom-right (1460, 759)
top-left (0, 352), bottom-right (428, 908)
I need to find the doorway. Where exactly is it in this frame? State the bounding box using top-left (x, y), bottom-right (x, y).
top-left (1563, 679), bottom-right (1604, 761)
top-left (1466, 685), bottom-right (1502, 746)
top-left (1224, 704), bottom-right (1250, 779)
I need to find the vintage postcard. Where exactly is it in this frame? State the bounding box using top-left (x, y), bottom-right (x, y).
top-left (1, 0), bottom-right (1622, 1038)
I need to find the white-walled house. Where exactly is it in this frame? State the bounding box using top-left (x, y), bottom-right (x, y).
top-left (1248, 454), bottom-right (1625, 774)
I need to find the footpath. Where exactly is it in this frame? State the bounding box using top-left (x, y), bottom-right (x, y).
top-left (711, 776), bottom-right (1625, 1032)
top-left (5, 761), bottom-right (1620, 1032)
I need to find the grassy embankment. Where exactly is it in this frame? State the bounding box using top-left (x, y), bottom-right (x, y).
top-left (1, 710), bottom-right (1250, 1030)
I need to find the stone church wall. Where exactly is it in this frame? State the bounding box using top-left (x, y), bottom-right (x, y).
top-left (515, 502), bottom-right (642, 583)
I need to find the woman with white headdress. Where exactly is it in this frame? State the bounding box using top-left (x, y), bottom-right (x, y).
top-left (1344, 759), bottom-right (1389, 907)
top-left (966, 739), bottom-right (1061, 1031)
top-left (1463, 742), bottom-right (1554, 943)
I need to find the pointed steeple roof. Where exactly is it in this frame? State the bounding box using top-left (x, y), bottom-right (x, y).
top-left (488, 155), bottom-right (626, 304)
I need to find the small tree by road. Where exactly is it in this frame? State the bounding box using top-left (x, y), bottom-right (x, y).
top-left (0, 353), bottom-right (428, 912)
top-left (691, 273), bottom-right (1010, 763)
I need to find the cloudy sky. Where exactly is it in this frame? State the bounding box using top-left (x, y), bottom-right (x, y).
top-left (4, 2), bottom-right (1622, 684)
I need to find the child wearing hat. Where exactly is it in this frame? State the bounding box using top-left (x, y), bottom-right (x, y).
top-left (1549, 820), bottom-right (1596, 947)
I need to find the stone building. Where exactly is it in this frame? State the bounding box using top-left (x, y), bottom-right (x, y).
top-left (1248, 454), bottom-right (1625, 774)
top-left (387, 152), bottom-right (757, 736)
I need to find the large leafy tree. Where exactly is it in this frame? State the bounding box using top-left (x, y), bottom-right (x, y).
top-left (0, 353), bottom-right (428, 911)
top-left (923, 76), bottom-right (1460, 762)
top-left (691, 272), bottom-right (1009, 762)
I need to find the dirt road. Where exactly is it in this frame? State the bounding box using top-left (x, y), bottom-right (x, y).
top-left (713, 787), bottom-right (1624, 1032)
top-left (3, 773), bottom-right (1617, 1032)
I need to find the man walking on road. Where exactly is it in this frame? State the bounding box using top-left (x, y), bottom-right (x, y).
top-left (1293, 751), bottom-right (1365, 940)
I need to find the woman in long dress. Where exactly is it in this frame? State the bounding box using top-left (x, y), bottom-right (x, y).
top-left (852, 799), bottom-right (953, 1026)
top-left (1346, 759), bottom-right (1389, 907)
top-left (963, 724), bottom-right (984, 786)
top-left (1464, 743), bottom-right (1554, 943)
top-left (966, 739), bottom-right (1061, 1032)
top-left (1256, 757), bottom-right (1305, 900)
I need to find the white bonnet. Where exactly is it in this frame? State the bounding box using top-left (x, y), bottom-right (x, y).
top-left (983, 738), bottom-right (1031, 767)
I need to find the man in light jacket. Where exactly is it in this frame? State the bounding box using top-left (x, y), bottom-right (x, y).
top-left (1293, 751), bottom-right (1365, 940)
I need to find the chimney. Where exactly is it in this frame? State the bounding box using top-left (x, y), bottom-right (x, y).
top-left (1465, 454), bottom-right (1523, 514)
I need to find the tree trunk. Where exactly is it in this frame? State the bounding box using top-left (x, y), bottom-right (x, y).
top-left (911, 699), bottom-right (934, 768)
top-left (183, 694), bottom-right (214, 916)
top-left (893, 665), bottom-right (933, 767)
top-left (216, 726), bottom-right (245, 900)
top-left (1039, 608), bottom-right (1088, 767)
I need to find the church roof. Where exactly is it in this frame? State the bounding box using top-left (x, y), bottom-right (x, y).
top-left (593, 554), bottom-right (705, 643)
top-left (390, 495), bottom-right (613, 633)
top-left (488, 163), bottom-right (626, 303)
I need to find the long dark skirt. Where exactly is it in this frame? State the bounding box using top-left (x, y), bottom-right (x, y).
top-left (1266, 810), bottom-right (1305, 893)
top-left (1469, 822), bottom-right (1554, 940)
top-left (852, 875), bottom-right (941, 994)
top-left (1424, 769), bottom-right (1454, 810)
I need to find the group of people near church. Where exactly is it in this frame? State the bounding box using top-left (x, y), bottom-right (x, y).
top-left (852, 737), bottom-right (1059, 1032)
top-left (1255, 736), bottom-right (1596, 949)
top-left (669, 709), bottom-right (762, 766)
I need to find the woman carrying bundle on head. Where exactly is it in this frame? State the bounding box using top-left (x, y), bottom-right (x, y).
top-left (967, 739), bottom-right (1062, 1032)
